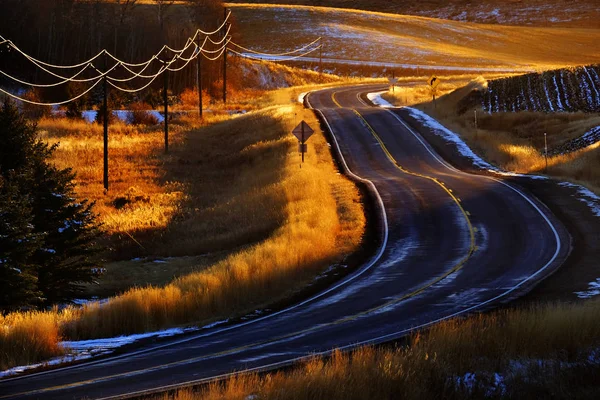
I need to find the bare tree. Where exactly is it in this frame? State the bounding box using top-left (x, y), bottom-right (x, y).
top-left (114, 0), bottom-right (139, 55)
top-left (153, 0), bottom-right (175, 37)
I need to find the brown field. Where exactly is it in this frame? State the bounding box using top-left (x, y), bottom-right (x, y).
top-left (227, 4), bottom-right (600, 74)
top-left (226, 0), bottom-right (600, 28)
top-left (159, 299), bottom-right (600, 399)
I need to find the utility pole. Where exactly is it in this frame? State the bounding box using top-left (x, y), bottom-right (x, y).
top-left (544, 132), bottom-right (548, 172)
top-left (103, 63), bottom-right (109, 192)
top-left (163, 64), bottom-right (169, 153)
top-left (223, 7), bottom-right (228, 104)
top-left (197, 36), bottom-right (202, 118)
top-left (319, 41), bottom-right (323, 80)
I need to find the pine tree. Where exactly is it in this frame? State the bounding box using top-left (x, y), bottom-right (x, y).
top-left (0, 99), bottom-right (102, 310)
top-left (0, 175), bottom-right (41, 311)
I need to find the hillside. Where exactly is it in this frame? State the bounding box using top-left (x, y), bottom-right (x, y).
top-left (226, 0), bottom-right (600, 28)
top-left (484, 65), bottom-right (600, 113)
top-left (228, 4), bottom-right (600, 74)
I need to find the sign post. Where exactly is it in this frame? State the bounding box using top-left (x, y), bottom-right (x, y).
top-left (292, 120), bottom-right (315, 165)
top-left (428, 75), bottom-right (440, 108)
top-left (388, 77), bottom-right (398, 93)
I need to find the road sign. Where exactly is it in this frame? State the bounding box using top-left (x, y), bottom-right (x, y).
top-left (292, 120), bottom-right (314, 164)
top-left (388, 77), bottom-right (398, 85)
top-left (292, 121), bottom-right (314, 143)
top-left (428, 75), bottom-right (440, 89)
top-left (298, 143), bottom-right (308, 153)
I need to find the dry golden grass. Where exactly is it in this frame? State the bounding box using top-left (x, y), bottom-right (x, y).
top-left (59, 103), bottom-right (364, 339)
top-left (0, 79), bottom-right (366, 369)
top-left (0, 311), bottom-right (66, 370)
top-left (226, 0), bottom-right (600, 29)
top-left (228, 4), bottom-right (600, 73)
top-left (38, 117), bottom-right (185, 239)
top-left (160, 300), bottom-right (600, 400)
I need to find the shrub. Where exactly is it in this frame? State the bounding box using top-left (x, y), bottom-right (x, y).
top-left (128, 102), bottom-right (159, 125)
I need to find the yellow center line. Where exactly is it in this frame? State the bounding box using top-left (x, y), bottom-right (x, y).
top-left (331, 91), bottom-right (343, 108)
top-left (327, 89), bottom-right (476, 304)
top-left (350, 109), bottom-right (476, 295)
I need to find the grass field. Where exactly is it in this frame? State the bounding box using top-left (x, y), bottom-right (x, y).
top-left (159, 299), bottom-right (600, 399)
top-left (228, 4), bottom-right (600, 74)
top-left (226, 0), bottom-right (600, 28)
top-left (390, 78), bottom-right (600, 194)
top-left (0, 73), bottom-right (373, 369)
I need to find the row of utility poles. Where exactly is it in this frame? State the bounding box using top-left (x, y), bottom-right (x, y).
top-left (101, 8), bottom-right (230, 191)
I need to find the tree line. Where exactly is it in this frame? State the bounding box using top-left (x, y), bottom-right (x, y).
top-left (0, 0), bottom-right (227, 101)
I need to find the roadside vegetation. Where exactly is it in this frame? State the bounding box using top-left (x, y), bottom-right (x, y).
top-left (382, 71), bottom-right (600, 194)
top-left (0, 65), bottom-right (369, 370)
top-left (159, 299), bottom-right (600, 399)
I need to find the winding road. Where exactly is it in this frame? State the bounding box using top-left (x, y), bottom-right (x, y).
top-left (0, 85), bottom-right (570, 399)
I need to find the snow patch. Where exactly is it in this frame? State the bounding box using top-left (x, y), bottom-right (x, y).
top-left (402, 107), bottom-right (546, 180)
top-left (558, 182), bottom-right (600, 217)
top-left (298, 92), bottom-right (308, 104)
top-left (574, 278), bottom-right (600, 299)
top-left (0, 326), bottom-right (201, 377)
top-left (367, 91), bottom-right (394, 108)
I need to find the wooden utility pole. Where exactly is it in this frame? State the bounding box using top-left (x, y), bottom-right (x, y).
top-left (319, 41), bottom-right (323, 79)
top-left (197, 36), bottom-right (203, 118)
top-left (544, 132), bottom-right (548, 172)
top-left (222, 7), bottom-right (228, 104)
top-left (163, 65), bottom-right (169, 153)
top-left (102, 58), bottom-right (109, 192)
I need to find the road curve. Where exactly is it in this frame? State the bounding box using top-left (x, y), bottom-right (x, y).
top-left (0, 85), bottom-right (570, 400)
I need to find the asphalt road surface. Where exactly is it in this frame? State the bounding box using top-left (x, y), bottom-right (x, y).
top-left (0, 85), bottom-right (570, 400)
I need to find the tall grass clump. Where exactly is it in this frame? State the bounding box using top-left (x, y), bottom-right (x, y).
top-left (0, 311), bottom-right (65, 370)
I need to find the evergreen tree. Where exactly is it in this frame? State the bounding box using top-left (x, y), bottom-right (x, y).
top-left (0, 99), bottom-right (102, 310)
top-left (0, 175), bottom-right (41, 310)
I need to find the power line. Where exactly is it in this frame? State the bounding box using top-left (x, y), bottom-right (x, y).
top-left (229, 37), bottom-right (321, 57)
top-left (229, 44), bottom-right (322, 63)
top-left (0, 76), bottom-right (104, 106)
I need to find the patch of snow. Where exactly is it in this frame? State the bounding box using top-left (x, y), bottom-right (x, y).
top-left (402, 107), bottom-right (546, 179)
top-left (0, 353), bottom-right (94, 378)
top-left (71, 297), bottom-right (109, 307)
top-left (574, 278), bottom-right (600, 299)
top-left (367, 91), bottom-right (394, 108)
top-left (298, 92), bottom-right (308, 104)
top-left (543, 79), bottom-right (555, 112)
top-left (558, 182), bottom-right (600, 217)
top-left (201, 319), bottom-right (230, 330)
top-left (552, 74), bottom-right (564, 111)
top-left (1, 326), bottom-right (202, 377)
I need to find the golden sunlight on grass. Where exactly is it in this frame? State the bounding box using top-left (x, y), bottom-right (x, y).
top-left (160, 300), bottom-right (600, 400)
top-left (0, 311), bottom-right (63, 370)
top-left (229, 4), bottom-right (600, 72)
top-left (60, 104), bottom-right (365, 339)
top-left (38, 118), bottom-right (186, 237)
top-left (0, 87), bottom-right (365, 367)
